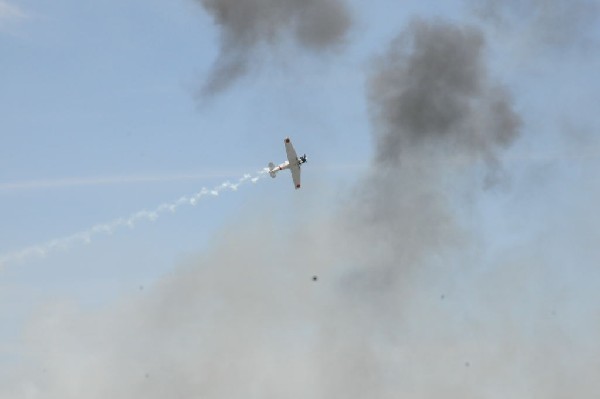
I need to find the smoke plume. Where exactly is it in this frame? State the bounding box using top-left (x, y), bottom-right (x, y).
top-left (196, 0), bottom-right (351, 96)
top-left (367, 19), bottom-right (520, 170)
top-left (342, 19), bottom-right (522, 285)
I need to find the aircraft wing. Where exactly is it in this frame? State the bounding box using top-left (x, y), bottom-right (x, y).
top-left (285, 137), bottom-right (298, 165)
top-left (290, 163), bottom-right (301, 189)
top-left (285, 137), bottom-right (301, 189)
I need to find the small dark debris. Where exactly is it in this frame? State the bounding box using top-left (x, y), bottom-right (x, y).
top-left (312, 275), bottom-right (318, 281)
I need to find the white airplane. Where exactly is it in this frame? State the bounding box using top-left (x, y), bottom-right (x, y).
top-left (268, 137), bottom-right (307, 189)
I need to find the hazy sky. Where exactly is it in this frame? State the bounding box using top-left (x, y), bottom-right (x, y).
top-left (2, 0), bottom-right (600, 397)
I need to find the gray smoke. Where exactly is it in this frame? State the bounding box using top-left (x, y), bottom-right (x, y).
top-left (197, 0), bottom-right (351, 96)
top-left (328, 20), bottom-right (522, 347)
top-left (345, 19), bottom-right (521, 282)
top-left (367, 19), bottom-right (521, 170)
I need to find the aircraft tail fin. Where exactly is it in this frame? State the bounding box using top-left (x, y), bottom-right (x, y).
top-left (268, 162), bottom-right (276, 178)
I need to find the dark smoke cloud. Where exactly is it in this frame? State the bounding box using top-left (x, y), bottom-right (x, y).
top-left (470, 0), bottom-right (600, 50)
top-left (197, 0), bottom-right (351, 96)
top-left (333, 20), bottom-right (522, 309)
top-left (367, 19), bottom-right (521, 170)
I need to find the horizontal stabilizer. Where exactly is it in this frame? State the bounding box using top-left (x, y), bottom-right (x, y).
top-left (268, 162), bottom-right (276, 178)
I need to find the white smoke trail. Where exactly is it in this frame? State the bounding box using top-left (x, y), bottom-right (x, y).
top-left (0, 169), bottom-right (268, 269)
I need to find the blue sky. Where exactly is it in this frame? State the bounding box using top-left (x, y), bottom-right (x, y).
top-left (2, 0), bottom-right (600, 396)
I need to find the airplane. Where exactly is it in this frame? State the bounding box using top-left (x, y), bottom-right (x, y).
top-left (268, 137), bottom-right (307, 189)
